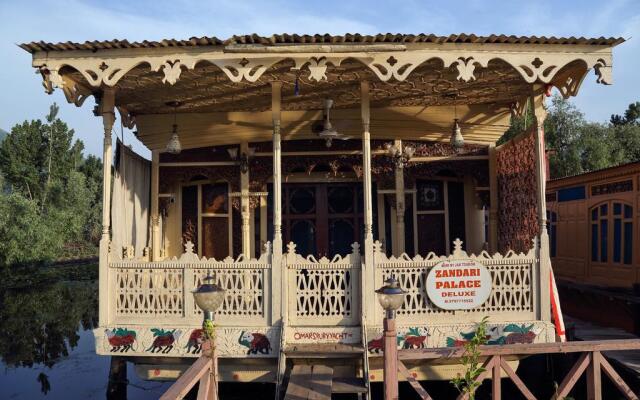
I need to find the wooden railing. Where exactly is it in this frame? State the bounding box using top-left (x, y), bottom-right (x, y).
top-left (160, 341), bottom-right (218, 400)
top-left (396, 339), bottom-right (640, 400)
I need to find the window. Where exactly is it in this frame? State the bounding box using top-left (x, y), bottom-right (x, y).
top-left (547, 210), bottom-right (557, 257)
top-left (181, 181), bottom-right (232, 259)
top-left (590, 201), bottom-right (633, 265)
top-left (414, 179), bottom-right (465, 256)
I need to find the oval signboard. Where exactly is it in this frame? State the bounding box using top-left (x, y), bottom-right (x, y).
top-left (426, 260), bottom-right (492, 310)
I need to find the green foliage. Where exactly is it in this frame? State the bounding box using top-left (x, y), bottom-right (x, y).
top-left (451, 316), bottom-right (490, 400)
top-left (501, 96), bottom-right (640, 178)
top-left (0, 104), bottom-right (102, 267)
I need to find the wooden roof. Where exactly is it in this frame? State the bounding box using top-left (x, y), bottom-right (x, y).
top-left (19, 33), bottom-right (624, 53)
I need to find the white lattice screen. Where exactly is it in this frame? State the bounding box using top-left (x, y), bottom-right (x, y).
top-left (285, 242), bottom-right (361, 326)
top-left (375, 239), bottom-right (537, 323)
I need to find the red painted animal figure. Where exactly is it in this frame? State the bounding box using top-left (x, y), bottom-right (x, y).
top-left (368, 334), bottom-right (405, 353)
top-left (185, 329), bottom-right (204, 354)
top-left (105, 328), bottom-right (136, 352)
top-left (239, 331), bottom-right (271, 355)
top-left (402, 327), bottom-right (429, 349)
top-left (503, 324), bottom-right (540, 344)
top-left (147, 329), bottom-right (182, 354)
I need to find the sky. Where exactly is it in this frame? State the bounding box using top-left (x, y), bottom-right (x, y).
top-left (0, 0), bottom-right (639, 158)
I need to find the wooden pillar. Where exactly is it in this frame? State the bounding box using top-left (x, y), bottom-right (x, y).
top-left (361, 81), bottom-right (376, 323)
top-left (393, 139), bottom-right (405, 256)
top-left (271, 81), bottom-right (283, 325)
top-left (99, 88), bottom-right (115, 326)
top-left (383, 317), bottom-right (399, 400)
top-left (151, 150), bottom-right (160, 260)
top-left (240, 141), bottom-right (251, 258)
top-left (532, 85), bottom-right (551, 322)
top-left (488, 144), bottom-right (498, 253)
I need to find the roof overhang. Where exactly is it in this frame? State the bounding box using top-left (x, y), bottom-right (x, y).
top-left (21, 33), bottom-right (624, 148)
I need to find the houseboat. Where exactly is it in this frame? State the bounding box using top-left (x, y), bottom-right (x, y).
top-left (547, 161), bottom-right (640, 334)
top-left (21, 33), bottom-right (623, 391)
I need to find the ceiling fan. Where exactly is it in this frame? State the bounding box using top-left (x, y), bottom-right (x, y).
top-left (312, 98), bottom-right (352, 147)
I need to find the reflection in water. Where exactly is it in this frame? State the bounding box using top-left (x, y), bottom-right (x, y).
top-left (0, 280), bottom-right (171, 399)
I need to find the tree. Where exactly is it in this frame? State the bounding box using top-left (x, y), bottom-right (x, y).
top-left (544, 95), bottom-right (587, 177)
top-left (611, 101), bottom-right (640, 126)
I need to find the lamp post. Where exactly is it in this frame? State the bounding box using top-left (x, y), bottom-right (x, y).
top-left (193, 275), bottom-right (225, 400)
top-left (376, 276), bottom-right (406, 400)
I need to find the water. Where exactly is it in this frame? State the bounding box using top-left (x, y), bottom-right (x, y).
top-left (0, 281), bottom-right (171, 399)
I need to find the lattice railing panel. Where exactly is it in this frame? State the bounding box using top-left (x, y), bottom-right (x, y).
top-left (110, 241), bottom-right (271, 324)
top-left (115, 268), bottom-right (184, 316)
top-left (192, 268), bottom-right (265, 318)
top-left (375, 239), bottom-right (537, 323)
top-left (285, 242), bottom-right (361, 326)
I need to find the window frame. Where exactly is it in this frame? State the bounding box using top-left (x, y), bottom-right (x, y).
top-left (181, 179), bottom-right (233, 258)
top-left (590, 200), bottom-right (633, 266)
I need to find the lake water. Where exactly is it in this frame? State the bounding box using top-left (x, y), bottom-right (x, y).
top-left (0, 281), bottom-right (172, 399)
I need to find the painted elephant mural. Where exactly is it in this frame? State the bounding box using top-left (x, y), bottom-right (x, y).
top-left (147, 329), bottom-right (182, 353)
top-left (105, 328), bottom-right (137, 352)
top-left (238, 331), bottom-right (271, 355)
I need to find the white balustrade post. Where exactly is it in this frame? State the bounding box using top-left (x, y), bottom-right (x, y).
top-left (361, 81), bottom-right (376, 323)
top-left (240, 141), bottom-right (251, 258)
top-left (271, 81), bottom-right (284, 325)
top-left (393, 139), bottom-right (405, 256)
top-left (151, 150), bottom-right (161, 261)
top-left (532, 86), bottom-right (551, 321)
top-left (99, 88), bottom-right (115, 327)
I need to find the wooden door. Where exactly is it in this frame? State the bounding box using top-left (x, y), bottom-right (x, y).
top-left (281, 183), bottom-right (362, 257)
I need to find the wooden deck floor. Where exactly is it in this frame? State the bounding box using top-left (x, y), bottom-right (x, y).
top-left (565, 314), bottom-right (640, 377)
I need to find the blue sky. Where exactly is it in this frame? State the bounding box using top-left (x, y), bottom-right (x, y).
top-left (0, 0), bottom-right (639, 157)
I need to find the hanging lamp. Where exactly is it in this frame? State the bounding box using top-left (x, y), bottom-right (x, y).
top-left (165, 101), bottom-right (182, 154)
top-left (450, 100), bottom-right (464, 150)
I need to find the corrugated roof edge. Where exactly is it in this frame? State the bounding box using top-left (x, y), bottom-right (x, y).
top-left (548, 160), bottom-right (640, 183)
top-left (18, 33), bottom-right (626, 53)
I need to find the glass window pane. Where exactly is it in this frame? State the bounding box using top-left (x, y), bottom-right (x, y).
top-left (202, 217), bottom-right (229, 259)
top-left (600, 220), bottom-right (608, 262)
top-left (329, 219), bottom-right (355, 256)
top-left (591, 224), bottom-right (598, 261)
top-left (614, 219), bottom-right (622, 263)
top-left (592, 208), bottom-right (598, 221)
top-left (417, 214), bottom-right (446, 255)
top-left (416, 180), bottom-right (444, 211)
top-left (328, 186), bottom-right (354, 214)
top-left (625, 205), bottom-right (633, 219)
top-left (182, 185), bottom-right (199, 253)
top-left (624, 222), bottom-right (633, 265)
top-left (291, 220), bottom-right (316, 256)
top-left (552, 212), bottom-right (557, 222)
top-left (551, 225), bottom-right (557, 258)
top-left (600, 204), bottom-right (608, 216)
top-left (202, 183), bottom-right (228, 214)
top-left (289, 187), bottom-right (315, 214)
top-left (614, 203), bottom-right (622, 215)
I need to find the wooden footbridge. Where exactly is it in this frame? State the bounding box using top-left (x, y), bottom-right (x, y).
top-left (159, 338), bottom-right (640, 400)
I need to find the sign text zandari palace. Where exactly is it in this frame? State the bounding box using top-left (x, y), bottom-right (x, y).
top-left (426, 260), bottom-right (492, 310)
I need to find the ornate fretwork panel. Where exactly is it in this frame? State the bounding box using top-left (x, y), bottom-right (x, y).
top-left (374, 239), bottom-right (537, 324)
top-left (285, 242), bottom-right (361, 326)
top-left (115, 268), bottom-right (184, 317)
top-left (109, 241), bottom-right (272, 325)
top-left (496, 128), bottom-right (540, 253)
top-left (191, 268), bottom-right (265, 318)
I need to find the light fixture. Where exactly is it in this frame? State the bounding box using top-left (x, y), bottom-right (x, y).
top-left (384, 142), bottom-right (415, 168)
top-left (376, 276), bottom-right (406, 318)
top-left (227, 146), bottom-right (255, 174)
top-left (193, 275), bottom-right (226, 322)
top-left (450, 101), bottom-right (464, 150)
top-left (165, 101), bottom-right (182, 154)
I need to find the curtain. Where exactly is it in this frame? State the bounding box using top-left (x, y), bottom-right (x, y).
top-left (111, 140), bottom-right (151, 257)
